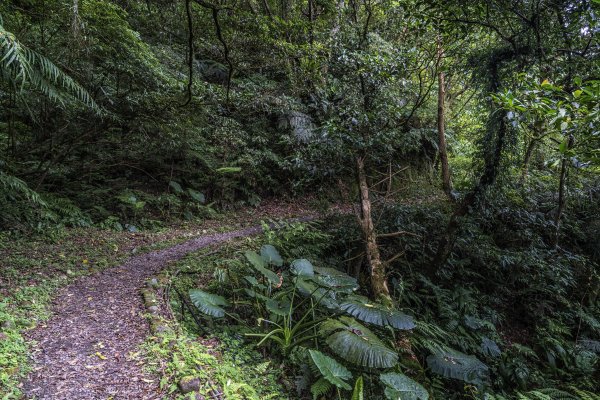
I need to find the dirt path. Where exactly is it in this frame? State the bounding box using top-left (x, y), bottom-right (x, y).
top-left (23, 225), bottom-right (266, 400)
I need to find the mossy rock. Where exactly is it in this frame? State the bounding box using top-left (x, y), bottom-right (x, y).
top-left (178, 376), bottom-right (201, 393)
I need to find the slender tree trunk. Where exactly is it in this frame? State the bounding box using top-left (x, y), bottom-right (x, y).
top-left (308, 0), bottom-right (314, 45)
top-left (356, 157), bottom-right (390, 300)
top-left (432, 108), bottom-right (508, 269)
top-left (261, 0), bottom-right (273, 19)
top-left (554, 134), bottom-right (574, 246)
top-left (437, 42), bottom-right (452, 198)
top-left (521, 137), bottom-right (538, 182)
top-left (431, 47), bottom-right (522, 270)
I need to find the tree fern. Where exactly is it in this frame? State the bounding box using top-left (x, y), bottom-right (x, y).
top-left (0, 171), bottom-right (45, 206)
top-left (0, 15), bottom-right (99, 111)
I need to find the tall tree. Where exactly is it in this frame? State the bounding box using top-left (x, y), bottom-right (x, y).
top-left (436, 35), bottom-right (453, 199)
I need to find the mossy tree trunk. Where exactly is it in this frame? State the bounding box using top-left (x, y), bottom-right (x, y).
top-left (437, 39), bottom-right (452, 199)
top-left (356, 156), bottom-right (390, 301)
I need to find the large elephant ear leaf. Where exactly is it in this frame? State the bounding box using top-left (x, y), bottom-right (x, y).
top-left (266, 297), bottom-right (292, 316)
top-left (189, 289), bottom-right (229, 318)
top-left (291, 259), bottom-right (314, 276)
top-left (309, 350), bottom-right (352, 390)
top-left (480, 337), bottom-right (501, 358)
top-left (578, 339), bottom-right (600, 353)
top-left (313, 267), bottom-right (358, 293)
top-left (426, 348), bottom-right (489, 386)
top-left (341, 295), bottom-right (416, 330)
top-left (321, 316), bottom-right (398, 368)
top-left (296, 277), bottom-right (340, 310)
top-left (245, 250), bottom-right (281, 285)
top-left (380, 373), bottom-right (429, 400)
top-left (260, 244), bottom-right (283, 267)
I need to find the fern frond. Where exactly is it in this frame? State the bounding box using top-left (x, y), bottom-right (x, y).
top-left (0, 171), bottom-right (46, 206)
top-left (311, 377), bottom-right (332, 400)
top-left (569, 388), bottom-right (600, 400)
top-left (0, 16), bottom-right (100, 112)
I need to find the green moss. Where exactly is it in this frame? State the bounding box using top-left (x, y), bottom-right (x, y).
top-left (142, 331), bottom-right (286, 399)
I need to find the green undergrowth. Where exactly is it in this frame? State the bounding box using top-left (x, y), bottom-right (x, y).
top-left (142, 238), bottom-right (291, 399)
top-left (142, 330), bottom-right (285, 399)
top-left (162, 198), bottom-right (599, 400)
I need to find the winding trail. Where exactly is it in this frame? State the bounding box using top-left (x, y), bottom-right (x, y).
top-left (23, 225), bottom-right (267, 400)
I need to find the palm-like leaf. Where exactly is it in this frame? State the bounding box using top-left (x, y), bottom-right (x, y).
top-left (309, 350), bottom-right (352, 390)
top-left (321, 316), bottom-right (398, 368)
top-left (341, 295), bottom-right (416, 330)
top-left (189, 289), bottom-right (229, 318)
top-left (380, 373), bottom-right (429, 400)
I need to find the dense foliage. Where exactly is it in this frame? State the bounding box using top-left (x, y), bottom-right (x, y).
top-left (1, 0), bottom-right (599, 398)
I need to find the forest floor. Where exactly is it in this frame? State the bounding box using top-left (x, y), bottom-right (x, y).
top-left (22, 225), bottom-right (269, 399)
top-left (0, 198), bottom-right (347, 399)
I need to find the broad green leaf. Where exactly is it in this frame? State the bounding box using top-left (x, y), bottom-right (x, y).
top-left (296, 277), bottom-right (340, 310)
top-left (380, 373), bottom-right (428, 400)
top-left (189, 289), bottom-right (229, 318)
top-left (243, 275), bottom-right (260, 286)
top-left (245, 250), bottom-right (280, 284)
top-left (579, 339), bottom-right (600, 353)
top-left (559, 138), bottom-right (568, 153)
top-left (321, 316), bottom-right (398, 368)
top-left (265, 297), bottom-right (291, 316)
top-left (314, 267), bottom-right (358, 293)
top-left (351, 376), bottom-right (364, 400)
top-left (481, 337), bottom-right (501, 358)
top-left (261, 244), bottom-right (283, 266)
top-left (290, 259), bottom-right (314, 276)
top-left (243, 288), bottom-right (269, 301)
top-left (426, 348), bottom-right (489, 386)
top-left (169, 180), bottom-right (183, 193)
top-left (187, 188), bottom-right (205, 203)
top-left (309, 350), bottom-right (352, 390)
top-left (341, 295), bottom-right (416, 330)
